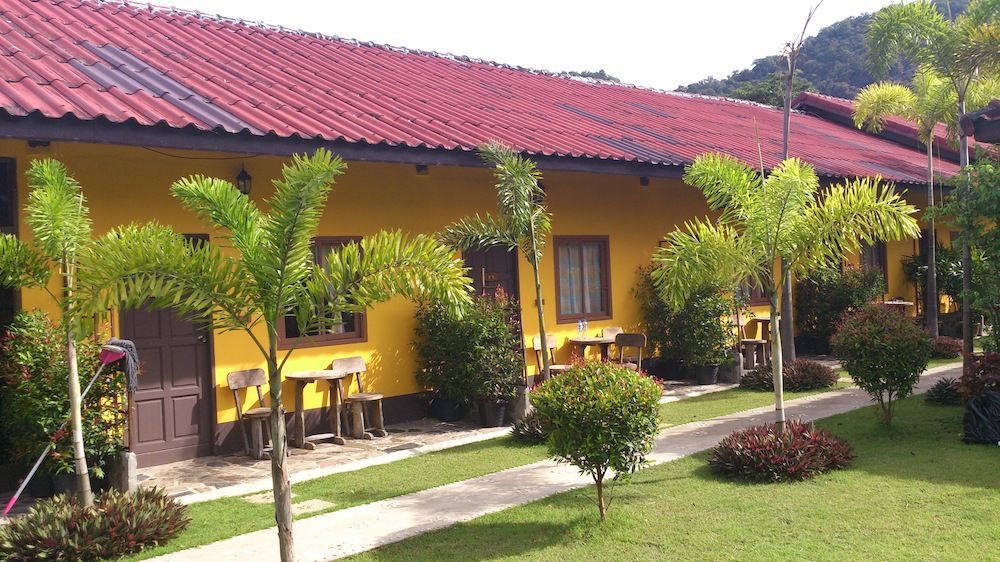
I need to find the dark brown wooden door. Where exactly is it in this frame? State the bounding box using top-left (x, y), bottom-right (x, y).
top-left (465, 246), bottom-right (520, 300)
top-left (122, 306), bottom-right (213, 467)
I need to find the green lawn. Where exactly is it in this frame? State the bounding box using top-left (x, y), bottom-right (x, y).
top-left (351, 396), bottom-right (998, 561)
top-left (133, 380), bottom-right (851, 559)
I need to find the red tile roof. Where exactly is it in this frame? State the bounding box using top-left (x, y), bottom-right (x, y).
top-left (0, 0), bottom-right (961, 184)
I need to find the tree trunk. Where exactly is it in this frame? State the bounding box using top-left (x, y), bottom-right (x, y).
top-left (267, 331), bottom-right (295, 562)
top-left (780, 267), bottom-right (796, 363)
top-left (529, 226), bottom-right (551, 382)
top-left (771, 279), bottom-right (786, 433)
top-left (958, 96), bottom-right (974, 359)
top-left (66, 327), bottom-right (93, 507)
top-left (65, 262), bottom-right (93, 507)
top-left (595, 473), bottom-right (606, 521)
top-left (925, 144), bottom-right (939, 338)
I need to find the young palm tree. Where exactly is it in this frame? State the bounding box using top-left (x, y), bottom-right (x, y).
top-left (440, 141), bottom-right (554, 381)
top-left (653, 154), bottom-right (921, 430)
top-left (853, 69), bottom-right (1000, 336)
top-left (0, 160), bottom-right (100, 506)
top-left (76, 149), bottom-right (472, 562)
top-left (867, 0), bottom-right (1000, 354)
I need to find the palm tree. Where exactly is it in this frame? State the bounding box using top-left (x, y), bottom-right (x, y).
top-left (440, 142), bottom-right (554, 381)
top-left (0, 160), bottom-right (101, 506)
top-left (76, 149), bottom-right (472, 562)
top-left (867, 0), bottom-right (1000, 354)
top-left (853, 69), bottom-right (1000, 336)
top-left (653, 154), bottom-right (920, 430)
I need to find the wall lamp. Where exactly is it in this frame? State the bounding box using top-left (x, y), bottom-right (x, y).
top-left (236, 165), bottom-right (252, 195)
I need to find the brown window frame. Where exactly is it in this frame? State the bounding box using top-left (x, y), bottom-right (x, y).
top-left (859, 241), bottom-right (889, 286)
top-left (553, 235), bottom-right (612, 324)
top-left (278, 236), bottom-right (367, 349)
top-left (738, 277), bottom-right (769, 306)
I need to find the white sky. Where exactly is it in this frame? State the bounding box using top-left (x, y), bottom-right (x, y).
top-left (158, 0), bottom-right (898, 90)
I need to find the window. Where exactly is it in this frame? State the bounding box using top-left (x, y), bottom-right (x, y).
top-left (737, 277), bottom-right (768, 306)
top-left (554, 236), bottom-right (611, 323)
top-left (0, 158), bottom-right (17, 332)
top-left (859, 241), bottom-right (888, 283)
top-left (279, 237), bottom-right (366, 348)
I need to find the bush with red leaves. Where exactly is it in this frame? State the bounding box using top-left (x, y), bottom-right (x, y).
top-left (740, 359), bottom-right (839, 392)
top-left (930, 336), bottom-right (963, 359)
top-left (959, 352), bottom-right (1000, 402)
top-left (708, 420), bottom-right (855, 483)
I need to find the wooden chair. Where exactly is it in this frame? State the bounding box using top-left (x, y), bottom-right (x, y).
top-left (735, 317), bottom-right (767, 370)
top-left (532, 334), bottom-right (571, 378)
top-left (333, 356), bottom-right (387, 440)
top-left (615, 333), bottom-right (646, 371)
top-left (227, 368), bottom-right (271, 460)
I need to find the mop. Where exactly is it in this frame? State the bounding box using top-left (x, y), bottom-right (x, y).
top-left (2, 339), bottom-right (138, 517)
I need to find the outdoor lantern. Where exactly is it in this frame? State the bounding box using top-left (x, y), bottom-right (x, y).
top-left (236, 165), bottom-right (252, 195)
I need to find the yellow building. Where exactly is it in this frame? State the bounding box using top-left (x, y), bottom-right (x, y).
top-left (0, 0), bottom-right (965, 467)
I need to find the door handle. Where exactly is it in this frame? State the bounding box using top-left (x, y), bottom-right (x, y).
top-left (196, 335), bottom-right (208, 343)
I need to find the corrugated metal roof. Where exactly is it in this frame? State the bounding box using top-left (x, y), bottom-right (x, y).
top-left (0, 0), bottom-right (962, 183)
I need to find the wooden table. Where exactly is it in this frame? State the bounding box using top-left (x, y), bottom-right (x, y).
top-left (884, 300), bottom-right (914, 314)
top-left (568, 335), bottom-right (615, 361)
top-left (286, 370), bottom-right (351, 449)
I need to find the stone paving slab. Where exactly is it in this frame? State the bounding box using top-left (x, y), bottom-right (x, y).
top-left (151, 363), bottom-right (961, 562)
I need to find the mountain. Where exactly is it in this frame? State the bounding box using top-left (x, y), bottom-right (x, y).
top-left (677, 0), bottom-right (969, 103)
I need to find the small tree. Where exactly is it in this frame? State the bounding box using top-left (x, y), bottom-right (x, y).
top-left (77, 150), bottom-right (471, 562)
top-left (0, 160), bottom-right (103, 506)
top-left (440, 142), bottom-right (554, 381)
top-left (531, 362), bottom-right (661, 521)
top-left (654, 154), bottom-right (921, 430)
top-left (832, 305), bottom-right (932, 426)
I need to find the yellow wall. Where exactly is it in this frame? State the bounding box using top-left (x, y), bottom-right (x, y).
top-left (4, 138), bottom-right (936, 426)
top-left (4, 139), bottom-right (717, 425)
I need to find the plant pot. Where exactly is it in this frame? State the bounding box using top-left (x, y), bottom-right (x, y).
top-left (694, 364), bottom-right (720, 385)
top-left (718, 351), bottom-right (743, 384)
top-left (50, 472), bottom-right (77, 496)
top-left (430, 395), bottom-right (468, 423)
top-left (476, 399), bottom-right (509, 427)
top-left (655, 358), bottom-right (686, 380)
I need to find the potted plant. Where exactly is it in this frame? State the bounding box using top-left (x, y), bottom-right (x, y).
top-left (673, 287), bottom-right (731, 385)
top-left (415, 293), bottom-right (524, 426)
top-left (634, 265), bottom-right (685, 379)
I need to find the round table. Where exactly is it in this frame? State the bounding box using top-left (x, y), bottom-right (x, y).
top-left (568, 335), bottom-right (616, 361)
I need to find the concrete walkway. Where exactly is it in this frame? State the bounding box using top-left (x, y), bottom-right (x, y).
top-left (152, 364), bottom-right (961, 562)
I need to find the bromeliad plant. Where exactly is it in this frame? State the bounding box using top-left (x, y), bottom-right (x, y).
top-left (653, 154), bottom-right (920, 430)
top-left (440, 142), bottom-right (554, 381)
top-left (76, 150), bottom-right (472, 562)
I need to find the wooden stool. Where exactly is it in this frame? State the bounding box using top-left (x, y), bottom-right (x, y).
top-left (331, 357), bottom-right (388, 440)
top-left (227, 368), bottom-right (272, 460)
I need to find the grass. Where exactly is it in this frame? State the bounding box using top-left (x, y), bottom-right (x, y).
top-left (350, 395), bottom-right (998, 561)
top-left (135, 358), bottom-right (962, 558)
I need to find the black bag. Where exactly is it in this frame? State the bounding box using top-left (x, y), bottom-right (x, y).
top-left (963, 391), bottom-right (1000, 445)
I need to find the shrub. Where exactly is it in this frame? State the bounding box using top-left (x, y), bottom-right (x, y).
top-left (795, 266), bottom-right (884, 354)
top-left (532, 362), bottom-right (661, 520)
top-left (633, 266), bottom-right (676, 359)
top-left (958, 352), bottom-right (1000, 402)
top-left (930, 336), bottom-right (963, 359)
top-left (510, 410), bottom-right (548, 445)
top-left (832, 305), bottom-right (931, 426)
top-left (415, 292), bottom-right (524, 405)
top-left (925, 377), bottom-right (961, 406)
top-left (670, 286), bottom-right (732, 366)
top-left (708, 420), bottom-right (854, 483)
top-left (902, 244), bottom-right (964, 311)
top-left (0, 487), bottom-right (190, 560)
top-left (739, 359), bottom-right (838, 392)
top-left (0, 311), bottom-right (126, 478)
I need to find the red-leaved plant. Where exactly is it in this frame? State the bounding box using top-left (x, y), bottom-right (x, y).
top-left (708, 420), bottom-right (855, 483)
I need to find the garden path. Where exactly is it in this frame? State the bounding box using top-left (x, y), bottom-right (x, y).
top-left (150, 363), bottom-right (962, 562)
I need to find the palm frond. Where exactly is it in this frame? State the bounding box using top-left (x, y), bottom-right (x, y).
top-left (795, 176), bottom-right (921, 273)
top-left (24, 159), bottom-right (92, 262)
top-left (682, 153), bottom-right (760, 225)
top-left (257, 149), bottom-right (346, 316)
top-left (477, 141), bottom-right (547, 237)
top-left (77, 223), bottom-right (255, 333)
top-left (867, 1), bottom-right (951, 78)
top-left (0, 234), bottom-right (50, 289)
top-left (853, 82), bottom-right (920, 133)
top-left (747, 157), bottom-right (818, 260)
top-left (316, 230), bottom-right (472, 319)
top-left (651, 218), bottom-right (762, 309)
top-left (170, 174), bottom-right (265, 260)
top-left (439, 213), bottom-right (518, 252)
